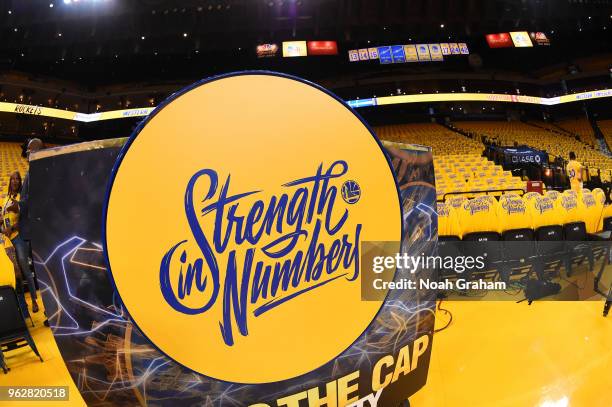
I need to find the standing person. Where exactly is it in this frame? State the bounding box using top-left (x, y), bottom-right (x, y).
top-left (567, 151), bottom-right (583, 193)
top-left (3, 171), bottom-right (39, 313)
top-left (7, 138), bottom-right (43, 312)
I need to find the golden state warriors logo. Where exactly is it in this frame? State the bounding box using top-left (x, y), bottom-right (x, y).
top-left (103, 72), bottom-right (401, 384)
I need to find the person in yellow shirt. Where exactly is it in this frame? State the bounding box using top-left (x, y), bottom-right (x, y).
top-left (566, 152), bottom-right (583, 193)
top-left (1, 171), bottom-right (39, 313)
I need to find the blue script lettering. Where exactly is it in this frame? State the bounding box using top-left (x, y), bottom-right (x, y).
top-left (159, 161), bottom-right (362, 346)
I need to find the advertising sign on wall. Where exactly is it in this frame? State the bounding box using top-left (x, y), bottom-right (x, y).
top-left (530, 32), bottom-right (551, 46)
top-left (256, 43), bottom-right (279, 58)
top-left (509, 31), bottom-right (534, 47)
top-left (485, 33), bottom-right (514, 48)
top-left (282, 41), bottom-right (308, 57)
top-left (307, 40), bottom-right (338, 55)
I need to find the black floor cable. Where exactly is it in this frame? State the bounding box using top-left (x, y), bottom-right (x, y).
top-left (434, 299), bottom-right (453, 333)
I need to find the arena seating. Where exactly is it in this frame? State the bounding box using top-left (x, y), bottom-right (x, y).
top-left (453, 121), bottom-right (612, 182)
top-left (438, 188), bottom-right (612, 240)
top-left (0, 143), bottom-right (28, 200)
top-left (598, 119), bottom-right (612, 155)
top-left (556, 117), bottom-right (597, 147)
top-left (375, 123), bottom-right (525, 200)
top-left (375, 123), bottom-right (483, 155)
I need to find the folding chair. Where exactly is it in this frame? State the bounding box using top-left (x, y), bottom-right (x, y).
top-left (0, 285), bottom-right (43, 373)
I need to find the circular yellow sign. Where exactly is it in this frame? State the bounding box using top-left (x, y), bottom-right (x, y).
top-left (104, 72), bottom-right (401, 384)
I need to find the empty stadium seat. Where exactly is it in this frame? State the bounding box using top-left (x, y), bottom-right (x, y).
top-left (377, 123), bottom-right (525, 199)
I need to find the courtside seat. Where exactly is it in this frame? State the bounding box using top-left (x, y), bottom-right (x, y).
top-left (592, 187), bottom-right (605, 202)
top-left (457, 197), bottom-right (499, 238)
top-left (528, 195), bottom-right (565, 278)
top-left (498, 196), bottom-right (536, 281)
top-left (458, 198), bottom-right (502, 280)
top-left (601, 204), bottom-right (612, 232)
top-left (559, 194), bottom-right (582, 224)
top-left (437, 202), bottom-right (463, 281)
top-left (562, 223), bottom-right (595, 275)
top-left (579, 192), bottom-right (604, 234)
top-left (437, 202), bottom-right (461, 238)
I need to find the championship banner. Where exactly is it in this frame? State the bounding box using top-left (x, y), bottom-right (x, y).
top-left (29, 72), bottom-right (436, 406)
top-left (428, 44), bottom-right (443, 61)
top-left (403, 45), bottom-right (418, 62)
top-left (378, 46), bottom-right (393, 64)
top-left (416, 44), bottom-right (431, 61)
top-left (439, 43), bottom-right (451, 55)
top-left (359, 48), bottom-right (370, 61)
top-left (391, 45), bottom-right (406, 63)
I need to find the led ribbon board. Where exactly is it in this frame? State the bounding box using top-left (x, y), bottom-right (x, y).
top-left (3, 89), bottom-right (611, 122)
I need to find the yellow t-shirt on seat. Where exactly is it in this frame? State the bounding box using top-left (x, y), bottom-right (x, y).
top-left (437, 202), bottom-right (461, 237)
top-left (579, 192), bottom-right (603, 233)
top-left (546, 190), bottom-right (561, 202)
top-left (458, 198), bottom-right (498, 237)
top-left (559, 194), bottom-right (581, 224)
top-left (529, 196), bottom-right (560, 229)
top-left (498, 197), bottom-right (531, 232)
top-left (599, 204), bottom-right (612, 231)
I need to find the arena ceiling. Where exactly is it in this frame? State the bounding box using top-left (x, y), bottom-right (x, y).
top-left (0, 0), bottom-right (611, 85)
